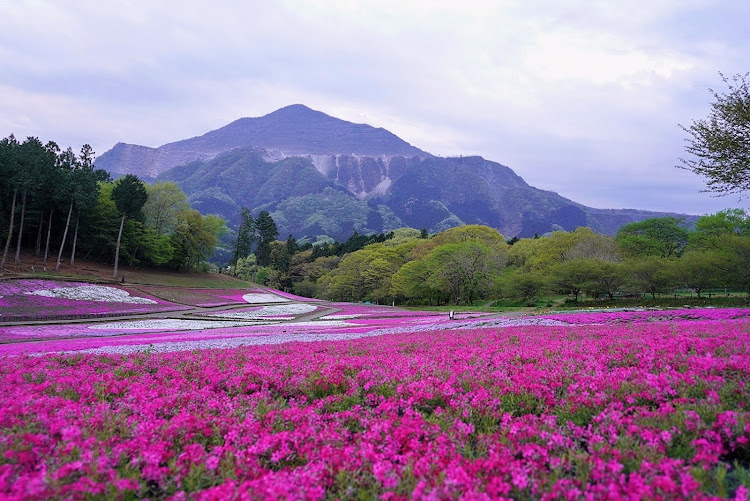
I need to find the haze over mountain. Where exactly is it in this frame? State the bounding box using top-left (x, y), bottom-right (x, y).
top-left (96, 105), bottom-right (687, 241)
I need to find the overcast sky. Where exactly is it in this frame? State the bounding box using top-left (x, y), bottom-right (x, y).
top-left (1, 0), bottom-right (748, 215)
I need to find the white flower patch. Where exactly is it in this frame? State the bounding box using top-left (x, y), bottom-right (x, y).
top-left (318, 314), bottom-right (364, 320)
top-left (89, 319), bottom-right (255, 330)
top-left (282, 320), bottom-right (354, 327)
top-left (70, 325), bottom-right (374, 355)
top-left (207, 303), bottom-right (318, 320)
top-left (242, 293), bottom-right (290, 303)
top-left (206, 312), bottom-right (292, 321)
top-left (258, 303), bottom-right (317, 315)
top-left (27, 285), bottom-right (157, 304)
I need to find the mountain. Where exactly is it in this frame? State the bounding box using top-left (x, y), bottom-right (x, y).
top-left (96, 105), bottom-right (692, 241)
top-left (95, 104), bottom-right (430, 181)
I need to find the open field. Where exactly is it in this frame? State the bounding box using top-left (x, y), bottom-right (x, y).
top-left (2, 275), bottom-right (750, 499)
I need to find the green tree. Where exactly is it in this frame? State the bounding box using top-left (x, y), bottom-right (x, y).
top-left (235, 254), bottom-right (258, 281)
top-left (0, 135), bottom-right (19, 270)
top-left (13, 137), bottom-right (57, 263)
top-left (255, 210), bottom-right (279, 267)
top-left (506, 228), bottom-right (603, 272)
top-left (547, 259), bottom-right (601, 302)
top-left (591, 260), bottom-right (626, 300)
top-left (561, 228), bottom-right (620, 262)
top-left (293, 279), bottom-right (319, 298)
top-left (717, 235), bottom-right (750, 293)
top-left (69, 145), bottom-right (108, 266)
top-left (616, 217), bottom-right (689, 259)
top-left (679, 73), bottom-right (750, 196)
top-left (52, 147), bottom-right (78, 270)
top-left (424, 241), bottom-right (502, 304)
top-left (495, 268), bottom-right (545, 303)
top-left (622, 257), bottom-right (676, 299)
top-left (232, 207), bottom-right (255, 270)
top-left (673, 251), bottom-right (723, 298)
top-left (689, 209), bottom-right (750, 251)
top-left (142, 181), bottom-right (189, 236)
top-left (111, 174), bottom-right (148, 279)
top-left (169, 211), bottom-right (226, 271)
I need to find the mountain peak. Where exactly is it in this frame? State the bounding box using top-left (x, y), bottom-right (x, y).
top-left (265, 103), bottom-right (317, 116)
top-left (95, 105), bottom-right (430, 179)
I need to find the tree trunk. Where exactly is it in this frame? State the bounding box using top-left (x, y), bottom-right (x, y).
top-left (43, 208), bottom-right (53, 263)
top-left (56, 201), bottom-right (74, 271)
top-left (70, 211), bottom-right (80, 266)
top-left (36, 212), bottom-right (43, 255)
top-left (14, 189), bottom-right (27, 263)
top-left (0, 189), bottom-right (17, 270)
top-left (113, 213), bottom-right (126, 279)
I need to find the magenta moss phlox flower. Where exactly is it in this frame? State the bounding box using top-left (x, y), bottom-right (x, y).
top-left (2, 312), bottom-right (750, 498)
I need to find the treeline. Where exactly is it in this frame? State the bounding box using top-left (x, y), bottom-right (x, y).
top-left (234, 212), bottom-right (750, 305)
top-left (229, 210), bottom-right (404, 292)
top-left (0, 135), bottom-right (226, 274)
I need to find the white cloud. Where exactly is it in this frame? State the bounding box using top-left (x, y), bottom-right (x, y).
top-left (1, 0), bottom-right (748, 214)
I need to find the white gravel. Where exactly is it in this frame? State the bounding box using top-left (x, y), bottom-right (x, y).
top-left (242, 293), bottom-right (289, 303)
top-left (26, 285), bottom-right (157, 304)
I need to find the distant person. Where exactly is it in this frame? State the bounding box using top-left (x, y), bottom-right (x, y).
top-left (449, 310), bottom-right (454, 320)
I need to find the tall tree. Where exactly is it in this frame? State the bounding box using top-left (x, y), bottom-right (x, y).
top-left (55, 145), bottom-right (105, 271)
top-left (170, 210), bottom-right (226, 271)
top-left (679, 73), bottom-right (750, 196)
top-left (231, 207), bottom-right (255, 269)
top-left (0, 135), bottom-right (19, 270)
top-left (70, 153), bottom-right (108, 266)
top-left (255, 210), bottom-right (279, 267)
top-left (13, 137), bottom-right (53, 263)
top-left (142, 181), bottom-right (190, 236)
top-left (111, 174), bottom-right (148, 279)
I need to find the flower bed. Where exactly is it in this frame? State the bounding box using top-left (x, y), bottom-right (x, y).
top-left (0, 279), bottom-right (187, 320)
top-left (200, 304), bottom-right (319, 320)
top-left (242, 293), bottom-right (289, 304)
top-left (2, 316), bottom-right (750, 499)
top-left (328, 303), bottom-right (443, 319)
top-left (541, 307), bottom-right (750, 325)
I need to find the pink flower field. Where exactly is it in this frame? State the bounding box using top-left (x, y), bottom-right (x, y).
top-left (2, 308), bottom-right (750, 499)
top-left (541, 308), bottom-right (750, 325)
top-left (0, 279), bottom-right (188, 320)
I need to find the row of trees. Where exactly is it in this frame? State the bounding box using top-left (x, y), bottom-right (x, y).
top-left (233, 211), bottom-right (750, 305)
top-left (0, 136), bottom-right (107, 272)
top-left (498, 213), bottom-right (750, 303)
top-left (0, 135), bottom-right (226, 275)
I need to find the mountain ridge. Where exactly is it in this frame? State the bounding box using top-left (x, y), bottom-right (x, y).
top-left (95, 104), bottom-right (430, 180)
top-left (96, 105), bottom-right (695, 240)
